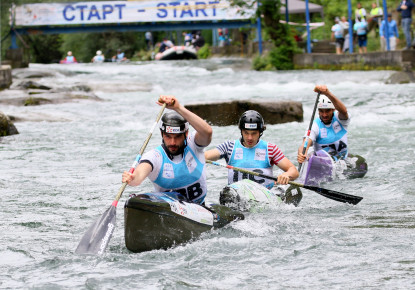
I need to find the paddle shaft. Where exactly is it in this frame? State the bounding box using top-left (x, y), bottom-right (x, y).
top-left (299, 92), bottom-right (320, 171)
top-left (206, 160), bottom-right (362, 205)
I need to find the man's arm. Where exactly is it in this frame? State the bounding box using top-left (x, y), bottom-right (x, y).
top-left (379, 21), bottom-right (385, 37)
top-left (158, 95), bottom-right (212, 147)
top-left (297, 121), bottom-right (318, 164)
top-left (297, 137), bottom-right (314, 164)
top-left (204, 148), bottom-right (221, 161)
top-left (276, 158), bottom-right (299, 185)
top-left (122, 162), bottom-right (153, 187)
top-left (314, 85), bottom-right (348, 120)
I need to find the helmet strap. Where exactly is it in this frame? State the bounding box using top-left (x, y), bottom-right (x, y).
top-left (161, 132), bottom-right (187, 159)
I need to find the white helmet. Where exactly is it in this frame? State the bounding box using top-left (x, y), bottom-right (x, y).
top-left (318, 95), bottom-right (335, 109)
top-left (96, 50), bottom-right (102, 55)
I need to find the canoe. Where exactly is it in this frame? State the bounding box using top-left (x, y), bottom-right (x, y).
top-left (124, 191), bottom-right (244, 253)
top-left (299, 150), bottom-right (368, 186)
top-left (219, 179), bottom-right (302, 211)
top-left (59, 60), bottom-right (78, 64)
top-left (155, 46), bottom-right (198, 61)
top-left (220, 179), bottom-right (282, 212)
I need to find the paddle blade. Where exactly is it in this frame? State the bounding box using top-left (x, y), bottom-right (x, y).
top-left (75, 205), bottom-right (117, 255)
top-left (304, 185), bottom-right (363, 205)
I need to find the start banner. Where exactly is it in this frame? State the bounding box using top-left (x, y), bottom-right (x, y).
top-left (13, 0), bottom-right (254, 27)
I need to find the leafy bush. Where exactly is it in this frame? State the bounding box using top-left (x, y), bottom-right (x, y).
top-left (252, 54), bottom-right (274, 71)
top-left (197, 44), bottom-right (211, 59)
top-left (269, 45), bottom-right (297, 70)
top-left (132, 49), bottom-right (153, 61)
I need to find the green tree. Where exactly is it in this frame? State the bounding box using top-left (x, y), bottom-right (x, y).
top-left (28, 34), bottom-right (63, 63)
top-left (233, 0), bottom-right (300, 70)
top-left (260, 0), bottom-right (299, 70)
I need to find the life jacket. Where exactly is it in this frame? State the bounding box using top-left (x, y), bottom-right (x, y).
top-left (153, 145), bottom-right (207, 204)
top-left (228, 139), bottom-right (274, 189)
top-left (94, 55), bottom-right (104, 62)
top-left (314, 114), bottom-right (348, 159)
top-left (65, 56), bottom-right (75, 63)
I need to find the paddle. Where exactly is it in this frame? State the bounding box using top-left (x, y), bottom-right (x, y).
top-left (298, 92), bottom-right (320, 171)
top-left (75, 103), bottom-right (167, 255)
top-left (206, 160), bottom-right (363, 205)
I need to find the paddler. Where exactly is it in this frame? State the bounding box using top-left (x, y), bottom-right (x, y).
top-left (122, 95), bottom-right (212, 205)
top-left (297, 85), bottom-right (350, 164)
top-left (204, 110), bottom-right (299, 189)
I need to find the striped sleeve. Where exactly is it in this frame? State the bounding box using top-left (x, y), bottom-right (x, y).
top-left (216, 140), bottom-right (235, 163)
top-left (268, 142), bottom-right (285, 165)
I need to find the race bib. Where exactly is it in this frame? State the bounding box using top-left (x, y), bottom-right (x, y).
top-left (320, 128), bottom-right (327, 138)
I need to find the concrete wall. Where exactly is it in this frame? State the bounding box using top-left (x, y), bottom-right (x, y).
top-left (0, 65), bottom-right (12, 90)
top-left (5, 48), bottom-right (29, 69)
top-left (185, 100), bottom-right (303, 126)
top-left (294, 51), bottom-right (415, 70)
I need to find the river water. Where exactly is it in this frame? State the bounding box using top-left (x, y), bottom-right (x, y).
top-left (1, 59), bottom-right (414, 289)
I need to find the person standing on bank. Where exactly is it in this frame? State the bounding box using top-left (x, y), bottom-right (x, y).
top-left (122, 95), bottom-right (213, 205)
top-left (355, 2), bottom-right (367, 22)
top-left (340, 16), bottom-right (350, 52)
top-left (353, 16), bottom-right (368, 53)
top-left (204, 110), bottom-right (299, 189)
top-left (380, 13), bottom-right (399, 51)
top-left (368, 2), bottom-right (383, 36)
top-left (145, 31), bottom-right (153, 51)
top-left (397, 0), bottom-right (414, 50)
top-left (331, 17), bottom-right (345, 54)
top-left (297, 85), bottom-right (350, 165)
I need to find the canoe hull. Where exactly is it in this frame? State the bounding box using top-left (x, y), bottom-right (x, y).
top-left (124, 192), bottom-right (243, 253)
top-left (219, 179), bottom-right (289, 211)
top-left (301, 150), bottom-right (368, 186)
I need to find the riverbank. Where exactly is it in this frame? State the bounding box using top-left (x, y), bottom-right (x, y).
top-left (293, 50), bottom-right (415, 71)
top-left (211, 45), bottom-right (415, 72)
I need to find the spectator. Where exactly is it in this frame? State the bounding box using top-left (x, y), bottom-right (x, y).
top-left (368, 2), bottom-right (383, 36)
top-left (331, 17), bottom-right (345, 54)
top-left (353, 16), bottom-right (368, 53)
top-left (355, 2), bottom-right (367, 22)
top-left (218, 29), bottom-right (226, 47)
top-left (380, 13), bottom-right (399, 51)
top-left (397, 0), bottom-right (414, 50)
top-left (182, 32), bottom-right (193, 46)
top-left (340, 16), bottom-right (350, 53)
top-left (145, 31), bottom-right (153, 51)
